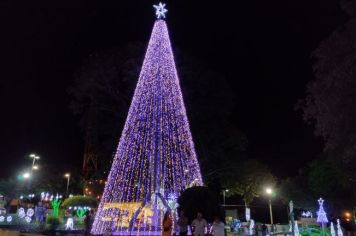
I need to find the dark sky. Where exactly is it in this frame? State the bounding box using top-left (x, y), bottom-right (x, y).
top-left (0, 0), bottom-right (346, 178)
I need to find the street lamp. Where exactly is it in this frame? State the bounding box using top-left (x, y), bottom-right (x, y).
top-left (265, 187), bottom-right (274, 226)
top-left (23, 172), bottom-right (31, 179)
top-left (29, 153), bottom-right (40, 177)
top-left (29, 154), bottom-right (40, 169)
top-left (65, 173), bottom-right (70, 197)
top-left (28, 154), bottom-right (40, 188)
top-left (223, 189), bottom-right (229, 206)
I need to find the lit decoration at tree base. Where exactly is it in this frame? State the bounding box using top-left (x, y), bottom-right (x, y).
top-left (17, 207), bottom-right (34, 223)
top-left (337, 219), bottom-right (343, 236)
top-left (24, 216), bottom-right (32, 223)
top-left (18, 208), bottom-right (26, 219)
top-left (51, 194), bottom-right (62, 217)
top-left (68, 206), bottom-right (91, 218)
top-left (331, 222), bottom-right (336, 236)
top-left (66, 218), bottom-right (74, 230)
top-left (90, 4), bottom-right (202, 235)
top-left (249, 219), bottom-right (255, 235)
top-left (301, 211), bottom-right (313, 218)
top-left (245, 208), bottom-right (251, 221)
top-left (289, 221), bottom-right (299, 236)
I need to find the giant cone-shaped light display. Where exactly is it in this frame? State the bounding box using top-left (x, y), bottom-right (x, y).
top-left (91, 19), bottom-right (203, 235)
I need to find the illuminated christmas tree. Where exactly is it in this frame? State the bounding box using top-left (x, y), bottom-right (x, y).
top-left (317, 198), bottom-right (328, 236)
top-left (316, 198), bottom-right (328, 224)
top-left (91, 3), bottom-right (203, 235)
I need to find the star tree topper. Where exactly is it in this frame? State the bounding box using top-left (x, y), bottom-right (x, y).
top-left (153, 2), bottom-right (168, 19)
top-left (318, 198), bottom-right (324, 206)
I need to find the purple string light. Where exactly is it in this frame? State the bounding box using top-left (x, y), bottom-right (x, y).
top-left (91, 19), bottom-right (203, 235)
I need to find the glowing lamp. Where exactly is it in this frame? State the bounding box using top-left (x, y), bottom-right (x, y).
top-left (23, 172), bottom-right (30, 179)
top-left (266, 188), bottom-right (273, 195)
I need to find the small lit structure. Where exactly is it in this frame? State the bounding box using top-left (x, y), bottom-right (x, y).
top-left (66, 217), bottom-right (74, 230)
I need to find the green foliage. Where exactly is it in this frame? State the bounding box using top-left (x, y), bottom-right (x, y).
top-left (222, 159), bottom-right (275, 207)
top-left (178, 186), bottom-right (223, 223)
top-left (299, 0), bottom-right (356, 204)
top-left (308, 159), bottom-right (348, 195)
top-left (0, 178), bottom-right (22, 198)
top-left (301, 0), bottom-right (356, 156)
top-left (279, 178), bottom-right (314, 209)
top-left (300, 225), bottom-right (331, 236)
top-left (62, 195), bottom-right (97, 208)
top-left (279, 156), bottom-right (351, 211)
top-left (46, 215), bottom-right (61, 229)
top-left (0, 167), bottom-right (83, 196)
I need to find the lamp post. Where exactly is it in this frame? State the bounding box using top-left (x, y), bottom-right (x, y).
top-left (65, 173), bottom-right (70, 197)
top-left (29, 154), bottom-right (40, 170)
top-left (223, 189), bottom-right (229, 206)
top-left (266, 187), bottom-right (274, 226)
top-left (290, 200), bottom-right (295, 236)
top-left (28, 154), bottom-right (39, 189)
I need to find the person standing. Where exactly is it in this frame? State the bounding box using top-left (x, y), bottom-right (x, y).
top-left (84, 210), bottom-right (92, 235)
top-left (35, 202), bottom-right (46, 224)
top-left (191, 212), bottom-right (207, 236)
top-left (210, 216), bottom-right (225, 236)
top-left (262, 224), bottom-right (268, 236)
top-left (178, 210), bottom-right (189, 236)
top-left (162, 211), bottom-right (173, 236)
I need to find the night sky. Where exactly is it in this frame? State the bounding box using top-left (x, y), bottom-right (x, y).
top-left (0, 0), bottom-right (346, 178)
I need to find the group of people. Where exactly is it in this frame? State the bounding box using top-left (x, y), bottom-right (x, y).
top-left (162, 210), bottom-right (225, 236)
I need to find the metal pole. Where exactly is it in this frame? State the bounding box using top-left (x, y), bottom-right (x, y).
top-left (32, 158), bottom-right (36, 169)
top-left (29, 157), bottom-right (36, 189)
top-left (223, 190), bottom-right (226, 206)
top-left (269, 198), bottom-right (273, 225)
top-left (289, 200), bottom-right (294, 236)
top-left (66, 176), bottom-right (70, 196)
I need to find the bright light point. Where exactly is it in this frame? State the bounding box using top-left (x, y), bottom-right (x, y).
top-left (23, 172), bottom-right (30, 179)
top-left (65, 173), bottom-right (70, 177)
top-left (345, 212), bottom-right (351, 217)
top-left (30, 154), bottom-right (40, 159)
top-left (318, 197), bottom-right (325, 206)
top-left (225, 189), bottom-right (229, 192)
top-left (153, 2), bottom-right (168, 19)
top-left (266, 188), bottom-right (273, 194)
top-left (32, 165), bottom-right (38, 170)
